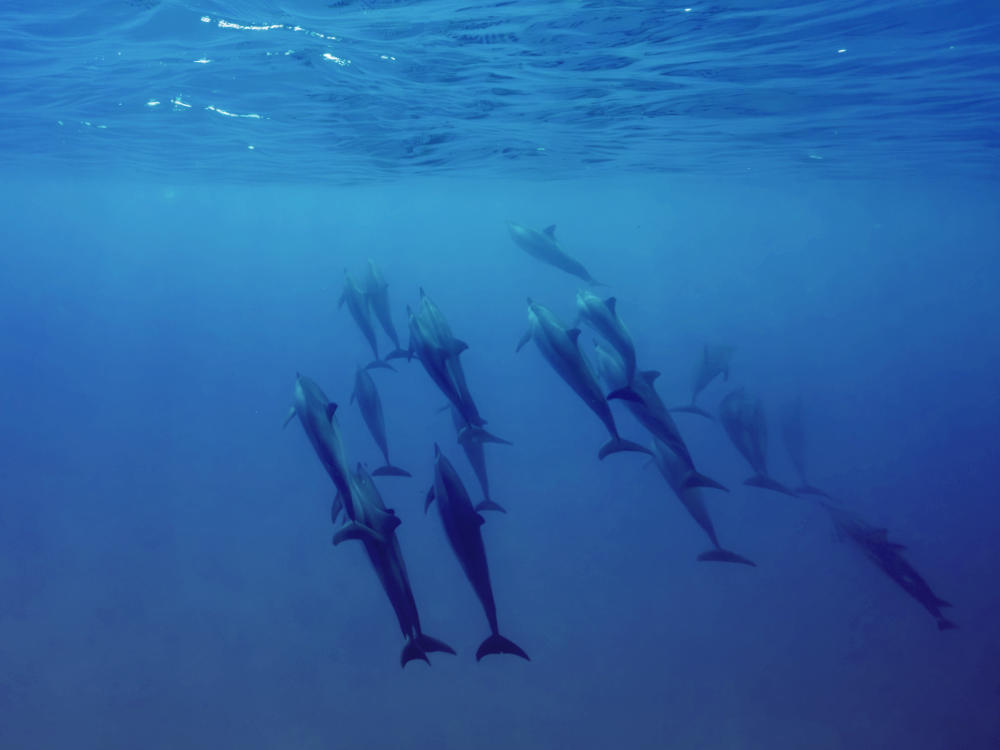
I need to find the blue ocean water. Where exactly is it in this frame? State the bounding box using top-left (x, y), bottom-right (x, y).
top-left (1, 1), bottom-right (999, 749)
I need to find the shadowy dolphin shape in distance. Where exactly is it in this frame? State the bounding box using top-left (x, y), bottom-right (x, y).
top-left (363, 259), bottom-right (409, 361)
top-left (780, 397), bottom-right (832, 498)
top-left (671, 345), bottom-right (735, 419)
top-left (718, 388), bottom-right (798, 497)
top-left (823, 501), bottom-right (956, 631)
top-left (426, 445), bottom-right (530, 661)
top-left (351, 366), bottom-right (411, 477)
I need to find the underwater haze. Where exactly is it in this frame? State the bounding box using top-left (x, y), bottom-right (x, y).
top-left (1, 2), bottom-right (999, 749)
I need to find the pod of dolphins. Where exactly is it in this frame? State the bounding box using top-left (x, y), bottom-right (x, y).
top-left (285, 222), bottom-right (956, 667)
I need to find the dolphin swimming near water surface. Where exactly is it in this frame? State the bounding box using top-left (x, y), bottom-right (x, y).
top-left (426, 445), bottom-right (529, 661)
top-left (351, 366), bottom-right (411, 477)
top-left (506, 221), bottom-right (604, 286)
top-left (718, 388), bottom-right (798, 497)
top-left (517, 298), bottom-right (651, 460)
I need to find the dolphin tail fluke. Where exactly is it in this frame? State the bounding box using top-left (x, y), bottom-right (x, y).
top-left (475, 633), bottom-right (530, 662)
top-left (364, 359), bottom-right (397, 372)
top-left (417, 634), bottom-right (457, 656)
top-left (373, 464), bottom-right (412, 478)
top-left (795, 483), bottom-right (832, 499)
top-left (744, 475), bottom-right (799, 497)
top-left (937, 618), bottom-right (958, 631)
top-left (697, 548), bottom-right (756, 566)
top-left (598, 437), bottom-right (653, 460)
top-left (681, 470), bottom-right (729, 493)
top-left (458, 426), bottom-right (512, 446)
top-left (606, 386), bottom-right (644, 403)
top-left (385, 348), bottom-right (410, 361)
top-left (669, 404), bottom-right (714, 420)
top-left (331, 521), bottom-right (386, 547)
top-left (400, 639), bottom-right (431, 668)
top-left (475, 499), bottom-right (507, 514)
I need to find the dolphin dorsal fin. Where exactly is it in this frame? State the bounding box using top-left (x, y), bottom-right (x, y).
top-left (543, 224), bottom-right (557, 238)
top-left (641, 369), bottom-right (661, 384)
top-left (605, 296), bottom-right (617, 314)
top-left (326, 402), bottom-right (338, 422)
top-left (567, 328), bottom-right (582, 344)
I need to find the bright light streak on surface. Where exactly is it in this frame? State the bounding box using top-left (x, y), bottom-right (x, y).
top-left (218, 20), bottom-right (282, 31)
top-left (146, 100), bottom-right (160, 107)
top-left (206, 105), bottom-right (263, 119)
top-left (171, 97), bottom-right (191, 108)
top-left (323, 53), bottom-right (350, 66)
top-left (193, 58), bottom-right (211, 64)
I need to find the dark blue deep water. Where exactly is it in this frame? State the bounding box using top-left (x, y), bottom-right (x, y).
top-left (1, 2), bottom-right (999, 749)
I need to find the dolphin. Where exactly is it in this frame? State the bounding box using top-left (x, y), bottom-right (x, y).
top-left (283, 373), bottom-right (400, 545)
top-left (506, 221), bottom-right (604, 286)
top-left (517, 299), bottom-right (651, 460)
top-left (592, 340), bottom-right (726, 491)
top-left (363, 259), bottom-right (408, 361)
top-left (351, 366), bottom-right (411, 477)
top-left (339, 270), bottom-right (394, 370)
top-left (449, 405), bottom-right (507, 514)
top-left (346, 464), bottom-right (456, 665)
top-left (717, 388), bottom-right (798, 497)
top-left (671, 345), bottom-right (735, 419)
top-left (406, 299), bottom-right (506, 443)
top-left (651, 439), bottom-right (754, 566)
top-left (576, 290), bottom-right (638, 386)
top-left (426, 445), bottom-right (529, 661)
top-left (780, 398), bottom-right (831, 498)
top-left (824, 502), bottom-right (956, 631)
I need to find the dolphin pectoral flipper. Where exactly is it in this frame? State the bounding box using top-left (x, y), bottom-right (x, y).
top-left (744, 475), bottom-right (799, 497)
top-left (607, 386), bottom-right (643, 403)
top-left (332, 521), bottom-right (386, 546)
top-left (670, 404), bottom-right (714, 420)
top-left (697, 548), bottom-right (756, 566)
top-left (458, 426), bottom-right (512, 446)
top-left (373, 464), bottom-right (412, 478)
top-left (364, 359), bottom-right (397, 372)
top-left (795, 483), bottom-right (832, 499)
top-left (515, 329), bottom-right (531, 353)
top-left (424, 487), bottom-right (436, 513)
top-left (598, 437), bottom-right (653, 460)
top-left (681, 470), bottom-right (729, 493)
top-left (475, 633), bottom-right (530, 662)
top-left (417, 634), bottom-right (456, 655)
top-left (475, 499), bottom-right (507, 514)
top-left (385, 348), bottom-right (410, 361)
top-left (400, 639), bottom-right (431, 668)
top-left (283, 406), bottom-right (297, 428)
top-left (937, 619), bottom-right (958, 631)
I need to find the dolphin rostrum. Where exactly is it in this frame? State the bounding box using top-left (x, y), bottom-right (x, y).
top-left (517, 298), bottom-right (651, 460)
top-left (718, 388), bottom-right (797, 497)
top-left (506, 221), bottom-right (604, 286)
top-left (426, 445), bottom-right (529, 661)
top-left (351, 366), bottom-right (411, 477)
top-left (651, 438), bottom-right (754, 566)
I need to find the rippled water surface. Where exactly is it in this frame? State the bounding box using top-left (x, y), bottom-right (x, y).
top-left (2, 0), bottom-right (998, 181)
